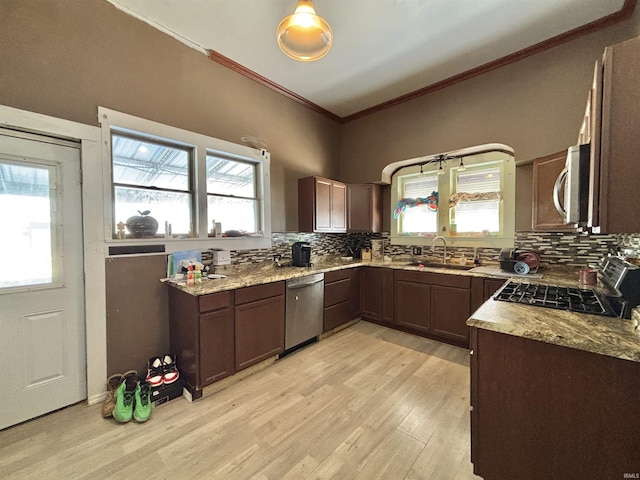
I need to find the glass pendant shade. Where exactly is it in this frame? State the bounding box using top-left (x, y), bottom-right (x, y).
top-left (277, 0), bottom-right (333, 61)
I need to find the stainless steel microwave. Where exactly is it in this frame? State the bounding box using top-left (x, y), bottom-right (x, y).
top-left (553, 144), bottom-right (590, 225)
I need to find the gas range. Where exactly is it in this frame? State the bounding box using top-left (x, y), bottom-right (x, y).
top-left (493, 256), bottom-right (640, 319)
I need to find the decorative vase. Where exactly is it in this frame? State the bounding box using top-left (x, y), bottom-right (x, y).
top-left (125, 210), bottom-right (159, 238)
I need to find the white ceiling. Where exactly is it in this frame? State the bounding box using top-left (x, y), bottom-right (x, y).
top-left (107, 0), bottom-right (626, 119)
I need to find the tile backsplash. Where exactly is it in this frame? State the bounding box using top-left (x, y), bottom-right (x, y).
top-left (206, 231), bottom-right (640, 268)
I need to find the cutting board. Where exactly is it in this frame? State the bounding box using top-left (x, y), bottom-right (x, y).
top-left (470, 265), bottom-right (544, 279)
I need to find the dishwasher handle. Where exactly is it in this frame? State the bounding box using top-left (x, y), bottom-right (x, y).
top-left (287, 278), bottom-right (324, 289)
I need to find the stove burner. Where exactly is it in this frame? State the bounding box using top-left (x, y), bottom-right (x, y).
top-left (494, 281), bottom-right (615, 317)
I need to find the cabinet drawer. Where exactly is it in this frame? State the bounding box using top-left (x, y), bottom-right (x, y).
top-left (235, 281), bottom-right (285, 305)
top-left (325, 269), bottom-right (351, 283)
top-left (324, 278), bottom-right (351, 307)
top-left (324, 301), bottom-right (351, 332)
top-left (199, 290), bottom-right (233, 313)
top-left (395, 270), bottom-right (470, 289)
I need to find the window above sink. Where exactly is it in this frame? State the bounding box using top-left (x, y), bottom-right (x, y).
top-left (390, 147), bottom-right (516, 249)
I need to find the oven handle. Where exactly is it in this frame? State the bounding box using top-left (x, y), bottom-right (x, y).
top-left (553, 167), bottom-right (568, 220)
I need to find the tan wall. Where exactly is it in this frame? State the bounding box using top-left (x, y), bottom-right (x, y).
top-left (338, 7), bottom-right (640, 229)
top-left (0, 0), bottom-right (341, 232)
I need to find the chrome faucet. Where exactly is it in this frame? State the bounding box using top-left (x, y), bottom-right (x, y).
top-left (431, 236), bottom-right (448, 264)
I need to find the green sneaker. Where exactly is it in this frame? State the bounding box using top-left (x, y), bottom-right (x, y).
top-left (133, 381), bottom-right (152, 423)
top-left (112, 374), bottom-right (137, 423)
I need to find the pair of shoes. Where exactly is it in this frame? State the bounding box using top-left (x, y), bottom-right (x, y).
top-left (146, 354), bottom-right (180, 387)
top-left (102, 369), bottom-right (137, 418)
top-left (113, 373), bottom-right (152, 423)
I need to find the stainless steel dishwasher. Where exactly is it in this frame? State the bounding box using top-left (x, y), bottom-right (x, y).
top-left (285, 273), bottom-right (324, 350)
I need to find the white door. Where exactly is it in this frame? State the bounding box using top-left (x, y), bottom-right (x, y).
top-left (0, 129), bottom-right (86, 430)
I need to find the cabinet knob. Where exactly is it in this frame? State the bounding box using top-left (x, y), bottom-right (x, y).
top-left (469, 349), bottom-right (474, 356)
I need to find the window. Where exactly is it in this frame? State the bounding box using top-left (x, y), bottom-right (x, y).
top-left (206, 155), bottom-right (258, 234)
top-left (396, 173), bottom-right (438, 234)
top-left (112, 133), bottom-right (193, 237)
top-left (450, 163), bottom-right (502, 235)
top-left (99, 107), bottom-right (271, 250)
top-left (391, 149), bottom-right (515, 248)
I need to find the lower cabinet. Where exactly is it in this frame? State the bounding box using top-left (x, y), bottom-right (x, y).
top-left (361, 267), bottom-right (394, 325)
top-left (234, 282), bottom-right (285, 371)
top-left (168, 288), bottom-right (234, 399)
top-left (470, 327), bottom-right (640, 479)
top-left (394, 270), bottom-right (472, 345)
top-left (323, 269), bottom-right (353, 332)
top-left (168, 282), bottom-right (285, 399)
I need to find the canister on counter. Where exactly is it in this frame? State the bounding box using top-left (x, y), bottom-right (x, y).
top-left (579, 268), bottom-right (597, 286)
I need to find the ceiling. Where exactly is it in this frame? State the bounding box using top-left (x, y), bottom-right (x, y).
top-left (107, 0), bottom-right (630, 120)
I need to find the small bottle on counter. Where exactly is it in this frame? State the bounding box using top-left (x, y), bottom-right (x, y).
top-left (194, 265), bottom-right (202, 284)
top-left (187, 265), bottom-right (195, 286)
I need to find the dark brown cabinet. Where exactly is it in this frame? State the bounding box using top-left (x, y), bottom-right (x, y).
top-left (323, 269), bottom-right (352, 332)
top-left (394, 270), bottom-right (472, 345)
top-left (470, 327), bottom-right (640, 479)
top-left (347, 183), bottom-right (382, 233)
top-left (483, 278), bottom-right (506, 301)
top-left (168, 288), bottom-right (234, 399)
top-left (298, 176), bottom-right (347, 233)
top-left (532, 150), bottom-right (573, 231)
top-left (234, 282), bottom-right (285, 371)
top-left (588, 35), bottom-right (640, 233)
top-left (361, 267), bottom-right (394, 325)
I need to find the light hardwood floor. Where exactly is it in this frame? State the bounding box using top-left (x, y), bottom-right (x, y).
top-left (0, 321), bottom-right (482, 480)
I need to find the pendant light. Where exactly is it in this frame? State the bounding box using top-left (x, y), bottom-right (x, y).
top-left (458, 157), bottom-right (466, 172)
top-left (277, 0), bottom-right (333, 61)
top-left (437, 160), bottom-right (446, 175)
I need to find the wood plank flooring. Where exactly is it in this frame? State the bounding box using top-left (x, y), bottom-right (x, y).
top-left (0, 321), bottom-right (482, 480)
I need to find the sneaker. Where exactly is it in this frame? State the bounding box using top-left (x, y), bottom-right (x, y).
top-left (146, 357), bottom-right (164, 387)
top-left (113, 373), bottom-right (137, 423)
top-left (102, 370), bottom-right (137, 418)
top-left (133, 381), bottom-right (152, 423)
top-left (162, 354), bottom-right (180, 385)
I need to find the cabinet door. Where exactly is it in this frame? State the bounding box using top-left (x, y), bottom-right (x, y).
top-left (595, 37), bottom-right (640, 233)
top-left (347, 184), bottom-right (381, 233)
top-left (199, 308), bottom-right (234, 386)
top-left (532, 151), bottom-right (573, 231)
top-left (483, 278), bottom-right (506, 301)
top-left (235, 295), bottom-right (285, 371)
top-left (315, 178), bottom-right (333, 231)
top-left (430, 285), bottom-right (471, 343)
top-left (331, 181), bottom-right (347, 232)
top-left (395, 279), bottom-right (430, 333)
top-left (361, 268), bottom-right (381, 320)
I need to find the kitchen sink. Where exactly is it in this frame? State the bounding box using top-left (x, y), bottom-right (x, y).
top-left (404, 261), bottom-right (475, 270)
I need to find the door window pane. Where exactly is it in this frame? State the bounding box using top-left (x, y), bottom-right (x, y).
top-left (0, 162), bottom-right (55, 288)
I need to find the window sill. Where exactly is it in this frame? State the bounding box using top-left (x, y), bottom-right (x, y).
top-left (104, 235), bottom-right (271, 257)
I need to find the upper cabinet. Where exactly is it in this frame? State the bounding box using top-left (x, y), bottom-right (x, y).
top-left (298, 176), bottom-right (347, 233)
top-left (347, 183), bottom-right (382, 233)
top-left (588, 35), bottom-right (640, 233)
top-left (532, 150), bottom-right (574, 231)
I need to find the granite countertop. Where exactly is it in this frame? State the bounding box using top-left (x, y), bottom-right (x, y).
top-left (168, 256), bottom-right (533, 296)
top-left (467, 290), bottom-right (640, 363)
top-left (168, 255), bottom-right (640, 363)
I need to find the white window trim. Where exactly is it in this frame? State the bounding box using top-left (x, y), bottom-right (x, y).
top-left (98, 107), bottom-right (272, 253)
top-left (390, 150), bottom-right (516, 248)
